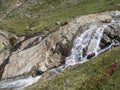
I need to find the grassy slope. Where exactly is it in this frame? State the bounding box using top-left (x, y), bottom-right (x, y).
top-left (0, 0), bottom-right (120, 36)
top-left (26, 46), bottom-right (120, 90)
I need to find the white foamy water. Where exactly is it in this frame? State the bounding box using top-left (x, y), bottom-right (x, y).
top-left (0, 76), bottom-right (41, 90)
top-left (66, 24), bottom-right (105, 66)
top-left (65, 22), bottom-right (119, 66)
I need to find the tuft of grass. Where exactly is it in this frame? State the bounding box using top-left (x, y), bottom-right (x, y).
top-left (0, 0), bottom-right (120, 36)
top-left (26, 46), bottom-right (120, 90)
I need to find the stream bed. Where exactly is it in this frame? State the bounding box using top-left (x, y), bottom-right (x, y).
top-left (0, 20), bottom-right (120, 90)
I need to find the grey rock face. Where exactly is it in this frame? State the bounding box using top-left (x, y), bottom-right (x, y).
top-left (100, 20), bottom-right (120, 49)
top-left (2, 22), bottom-right (80, 79)
top-left (0, 30), bottom-right (18, 79)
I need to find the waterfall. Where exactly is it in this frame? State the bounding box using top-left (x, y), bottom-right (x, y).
top-left (65, 22), bottom-right (119, 66)
top-left (65, 23), bottom-right (104, 66)
top-left (0, 21), bottom-right (120, 90)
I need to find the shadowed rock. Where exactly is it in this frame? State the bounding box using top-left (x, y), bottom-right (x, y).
top-left (87, 53), bottom-right (95, 59)
top-left (101, 35), bottom-right (112, 46)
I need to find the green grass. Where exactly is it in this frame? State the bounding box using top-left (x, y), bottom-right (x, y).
top-left (0, 0), bottom-right (120, 36)
top-left (26, 46), bottom-right (120, 90)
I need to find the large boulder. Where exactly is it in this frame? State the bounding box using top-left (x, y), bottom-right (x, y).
top-left (1, 11), bottom-right (120, 79)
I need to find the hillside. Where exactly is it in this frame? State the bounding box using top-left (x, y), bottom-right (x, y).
top-left (0, 0), bottom-right (120, 90)
top-left (26, 46), bottom-right (120, 90)
top-left (0, 0), bottom-right (120, 36)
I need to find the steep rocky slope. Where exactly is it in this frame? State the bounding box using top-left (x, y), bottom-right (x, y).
top-left (0, 10), bottom-right (120, 80)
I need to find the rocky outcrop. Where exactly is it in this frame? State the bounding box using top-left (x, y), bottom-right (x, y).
top-left (100, 35), bottom-right (112, 49)
top-left (1, 23), bottom-right (79, 79)
top-left (1, 10), bottom-right (120, 79)
top-left (100, 20), bottom-right (120, 49)
top-left (0, 30), bottom-right (18, 79)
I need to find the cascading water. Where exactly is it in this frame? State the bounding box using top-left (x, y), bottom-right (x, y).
top-left (0, 20), bottom-right (120, 90)
top-left (49, 21), bottom-right (120, 72)
top-left (66, 23), bottom-right (105, 66)
top-left (65, 21), bottom-right (120, 66)
top-left (0, 76), bottom-right (41, 90)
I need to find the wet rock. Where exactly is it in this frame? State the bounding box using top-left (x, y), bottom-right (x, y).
top-left (83, 47), bottom-right (87, 57)
top-left (87, 53), bottom-right (95, 59)
top-left (102, 19), bottom-right (111, 23)
top-left (117, 36), bottom-right (120, 42)
top-left (104, 23), bottom-right (120, 40)
top-left (116, 27), bottom-right (120, 42)
top-left (100, 43), bottom-right (106, 49)
top-left (104, 26), bottom-right (114, 36)
top-left (101, 35), bottom-right (112, 46)
top-left (56, 42), bottom-right (72, 57)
